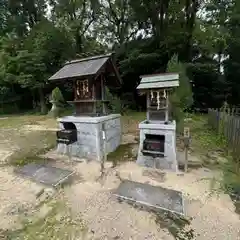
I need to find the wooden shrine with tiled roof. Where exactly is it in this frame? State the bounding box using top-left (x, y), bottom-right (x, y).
top-left (49, 53), bottom-right (121, 116)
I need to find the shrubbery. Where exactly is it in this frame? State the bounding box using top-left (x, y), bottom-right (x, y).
top-left (105, 88), bottom-right (123, 114)
top-left (167, 55), bottom-right (193, 130)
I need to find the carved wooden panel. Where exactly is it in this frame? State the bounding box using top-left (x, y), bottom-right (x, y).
top-left (149, 91), bottom-right (167, 109)
top-left (75, 79), bottom-right (92, 100)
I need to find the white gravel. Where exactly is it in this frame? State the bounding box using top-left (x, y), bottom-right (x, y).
top-left (0, 166), bottom-right (44, 230)
top-left (0, 148), bottom-right (239, 239)
top-left (63, 163), bottom-right (174, 240)
top-left (60, 161), bottom-right (240, 240)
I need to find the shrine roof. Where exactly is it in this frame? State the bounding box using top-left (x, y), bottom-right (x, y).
top-left (48, 53), bottom-right (121, 85)
top-left (137, 73), bottom-right (179, 90)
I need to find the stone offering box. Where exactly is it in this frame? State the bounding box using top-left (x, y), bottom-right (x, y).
top-left (49, 54), bottom-right (122, 161)
top-left (136, 73), bottom-right (179, 171)
top-left (56, 114), bottom-right (121, 161)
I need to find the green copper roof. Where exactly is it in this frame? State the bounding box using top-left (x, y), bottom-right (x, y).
top-left (137, 73), bottom-right (179, 90)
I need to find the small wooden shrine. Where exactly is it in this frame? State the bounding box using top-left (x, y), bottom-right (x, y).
top-left (136, 73), bottom-right (180, 171)
top-left (49, 53), bottom-right (121, 116)
top-left (137, 73), bottom-right (179, 123)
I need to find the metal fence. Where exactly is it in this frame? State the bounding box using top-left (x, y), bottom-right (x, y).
top-left (208, 108), bottom-right (240, 157)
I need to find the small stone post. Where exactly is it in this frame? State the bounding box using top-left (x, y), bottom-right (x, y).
top-left (100, 123), bottom-right (107, 178)
top-left (183, 127), bottom-right (190, 172)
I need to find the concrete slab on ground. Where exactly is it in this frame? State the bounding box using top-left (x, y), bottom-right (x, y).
top-left (15, 163), bottom-right (73, 187)
top-left (114, 180), bottom-right (184, 215)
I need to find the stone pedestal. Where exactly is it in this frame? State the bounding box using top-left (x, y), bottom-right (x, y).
top-left (137, 120), bottom-right (178, 171)
top-left (48, 100), bottom-right (59, 118)
top-left (57, 114), bottom-right (121, 161)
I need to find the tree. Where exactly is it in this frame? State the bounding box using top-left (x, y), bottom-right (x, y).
top-left (7, 0), bottom-right (48, 37)
top-left (0, 20), bottom-right (74, 114)
top-left (52, 0), bottom-right (101, 53)
top-left (0, 0), bottom-right (8, 35)
top-left (0, 0), bottom-right (236, 114)
top-left (167, 55), bottom-right (193, 125)
top-left (98, 0), bottom-right (138, 45)
top-left (188, 17), bottom-right (227, 110)
top-left (187, 57), bottom-right (225, 110)
top-left (113, 0), bottom-right (200, 109)
top-left (224, 0), bottom-right (240, 106)
top-left (202, 0), bottom-right (232, 73)
top-left (129, 0), bottom-right (200, 61)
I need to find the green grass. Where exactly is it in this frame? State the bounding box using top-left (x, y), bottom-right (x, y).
top-left (107, 143), bottom-right (136, 167)
top-left (122, 111), bottom-right (145, 119)
top-left (155, 211), bottom-right (194, 240)
top-left (3, 201), bottom-right (87, 240)
top-left (0, 114), bottom-right (49, 128)
top-left (121, 111), bottom-right (145, 134)
top-left (0, 113), bottom-right (57, 166)
top-left (185, 114), bottom-right (226, 155)
top-left (186, 113), bottom-right (240, 214)
top-left (9, 131), bottom-right (56, 166)
top-left (221, 157), bottom-right (240, 214)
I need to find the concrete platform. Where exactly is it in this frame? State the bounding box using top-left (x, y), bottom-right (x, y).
top-left (137, 120), bottom-right (178, 171)
top-left (57, 114), bottom-right (121, 161)
top-left (15, 163), bottom-right (73, 187)
top-left (114, 180), bottom-right (184, 215)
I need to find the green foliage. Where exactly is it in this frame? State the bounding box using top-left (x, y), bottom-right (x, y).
top-left (0, 0), bottom-right (237, 115)
top-left (187, 57), bottom-right (225, 110)
top-left (167, 55), bottom-right (193, 128)
top-left (5, 201), bottom-right (87, 239)
top-left (222, 157), bottom-right (240, 196)
top-left (224, 1), bottom-right (240, 106)
top-left (193, 111), bottom-right (240, 213)
top-left (107, 143), bottom-right (135, 167)
top-left (52, 0), bottom-right (101, 54)
top-left (0, 20), bottom-right (74, 114)
top-left (210, 155), bottom-right (240, 214)
top-left (23, 20), bottom-right (74, 78)
top-left (155, 210), bottom-right (194, 240)
top-left (98, 0), bottom-right (137, 45)
top-left (51, 87), bottom-right (64, 103)
top-left (106, 88), bottom-right (122, 114)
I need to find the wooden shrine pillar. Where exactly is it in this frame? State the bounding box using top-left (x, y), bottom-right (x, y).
top-left (165, 90), bottom-right (169, 122)
top-left (146, 91), bottom-right (150, 121)
top-left (101, 75), bottom-right (106, 114)
top-left (92, 81), bottom-right (96, 114)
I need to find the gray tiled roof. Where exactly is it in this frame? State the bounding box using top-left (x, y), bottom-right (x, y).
top-left (49, 54), bottom-right (112, 81)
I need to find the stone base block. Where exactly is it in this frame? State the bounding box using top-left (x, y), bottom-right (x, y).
top-left (137, 120), bottom-right (178, 171)
top-left (56, 114), bottom-right (121, 161)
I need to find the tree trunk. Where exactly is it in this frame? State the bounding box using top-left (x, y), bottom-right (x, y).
top-left (32, 90), bottom-right (36, 109)
top-left (38, 88), bottom-right (47, 114)
top-left (218, 50), bottom-right (222, 74)
top-left (75, 28), bottom-right (83, 54)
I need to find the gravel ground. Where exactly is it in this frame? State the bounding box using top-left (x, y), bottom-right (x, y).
top-left (61, 162), bottom-right (174, 240)
top-left (0, 115), bottom-right (239, 239)
top-left (0, 166), bottom-right (43, 230)
top-left (45, 156), bottom-right (240, 240)
top-left (0, 147), bottom-right (239, 239)
top-left (0, 119), bottom-right (58, 231)
top-left (117, 162), bottom-right (240, 240)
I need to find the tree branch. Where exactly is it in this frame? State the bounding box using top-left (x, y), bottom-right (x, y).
top-left (107, 0), bottom-right (119, 24)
